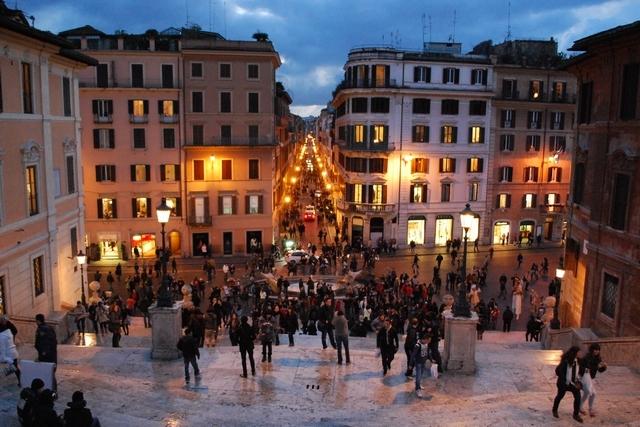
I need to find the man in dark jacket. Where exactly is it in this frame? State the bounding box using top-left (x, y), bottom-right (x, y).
top-left (376, 319), bottom-right (399, 375)
top-left (237, 316), bottom-right (256, 377)
top-left (35, 314), bottom-right (57, 363)
top-left (282, 308), bottom-right (299, 347)
top-left (32, 389), bottom-right (62, 426)
top-left (177, 330), bottom-right (201, 384)
top-left (63, 391), bottom-right (96, 427)
top-left (318, 298), bottom-right (336, 349)
top-left (404, 318), bottom-right (418, 377)
top-left (502, 306), bottom-right (514, 332)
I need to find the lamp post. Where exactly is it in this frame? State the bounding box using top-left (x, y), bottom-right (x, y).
top-left (454, 203), bottom-right (475, 318)
top-left (550, 267), bottom-right (565, 329)
top-left (76, 250), bottom-right (87, 305)
top-left (155, 201), bottom-right (173, 308)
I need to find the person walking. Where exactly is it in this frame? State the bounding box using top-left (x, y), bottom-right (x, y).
top-left (517, 253), bottom-right (523, 268)
top-left (259, 314), bottom-right (276, 363)
top-left (579, 343), bottom-right (607, 418)
top-left (109, 304), bottom-right (122, 348)
top-left (177, 329), bottom-right (201, 385)
top-left (376, 319), bottom-right (399, 375)
top-left (34, 314), bottom-right (58, 392)
top-left (404, 318), bottom-right (418, 377)
top-left (412, 334), bottom-right (435, 397)
top-left (115, 263), bottom-right (122, 282)
top-left (0, 321), bottom-right (20, 386)
top-left (283, 308), bottom-right (299, 347)
top-left (237, 316), bottom-right (256, 378)
top-left (204, 304), bottom-right (219, 348)
top-left (69, 301), bottom-right (87, 335)
top-left (502, 306), bottom-right (514, 332)
top-left (332, 310), bottom-right (350, 365)
top-left (318, 298), bottom-right (337, 350)
top-left (435, 254), bottom-right (443, 269)
top-left (552, 346), bottom-right (584, 423)
top-left (106, 271), bottom-right (115, 290)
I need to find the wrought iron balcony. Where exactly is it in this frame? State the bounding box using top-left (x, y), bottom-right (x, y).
top-left (184, 137), bottom-right (277, 147)
top-left (337, 200), bottom-right (395, 214)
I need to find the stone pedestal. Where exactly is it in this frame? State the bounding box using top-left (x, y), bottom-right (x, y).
top-left (149, 301), bottom-right (183, 360)
top-left (443, 312), bottom-right (478, 374)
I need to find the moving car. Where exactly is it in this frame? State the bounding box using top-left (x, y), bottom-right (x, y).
top-left (303, 205), bottom-right (316, 221)
top-left (285, 250), bottom-right (308, 264)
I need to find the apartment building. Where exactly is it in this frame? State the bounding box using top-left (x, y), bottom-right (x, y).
top-left (486, 40), bottom-right (576, 245)
top-left (0, 2), bottom-right (95, 320)
top-left (332, 43), bottom-right (492, 247)
top-left (562, 22), bottom-right (640, 336)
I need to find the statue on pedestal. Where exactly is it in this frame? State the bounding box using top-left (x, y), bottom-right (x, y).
top-left (181, 283), bottom-right (194, 310)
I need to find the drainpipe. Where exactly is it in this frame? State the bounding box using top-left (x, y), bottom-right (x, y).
top-left (396, 61), bottom-right (405, 244)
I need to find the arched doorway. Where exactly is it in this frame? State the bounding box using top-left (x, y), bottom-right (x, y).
top-left (352, 217), bottom-right (364, 248)
top-left (168, 231), bottom-right (181, 255)
top-left (370, 217), bottom-right (384, 242)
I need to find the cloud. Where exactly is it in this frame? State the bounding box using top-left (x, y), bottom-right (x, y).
top-left (232, 3), bottom-right (280, 20)
top-left (291, 104), bottom-right (324, 117)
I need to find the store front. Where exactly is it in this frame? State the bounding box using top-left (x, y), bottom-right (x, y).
top-left (192, 233), bottom-right (209, 256)
top-left (435, 215), bottom-right (453, 246)
top-left (131, 233), bottom-right (157, 258)
top-left (370, 217), bottom-right (384, 242)
top-left (246, 231), bottom-right (263, 254)
top-left (98, 233), bottom-right (120, 259)
top-left (493, 221), bottom-right (511, 244)
top-left (519, 220), bottom-right (535, 244)
top-left (352, 217), bottom-right (364, 248)
top-left (466, 216), bottom-right (481, 242)
top-left (407, 216), bottom-right (426, 245)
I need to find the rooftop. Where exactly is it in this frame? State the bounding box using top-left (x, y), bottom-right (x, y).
top-left (569, 20), bottom-right (640, 51)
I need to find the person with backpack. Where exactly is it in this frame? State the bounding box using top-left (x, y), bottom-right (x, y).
top-left (259, 314), bottom-right (276, 363)
top-left (412, 334), bottom-right (435, 397)
top-left (552, 346), bottom-right (584, 423)
top-left (237, 316), bottom-right (256, 378)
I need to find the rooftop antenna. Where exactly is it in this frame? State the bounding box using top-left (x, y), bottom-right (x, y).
top-left (449, 10), bottom-right (457, 42)
top-left (223, 0), bottom-right (227, 37)
top-left (421, 13), bottom-right (426, 46)
top-left (429, 15), bottom-right (432, 42)
top-left (185, 0), bottom-right (190, 27)
top-left (209, 0), bottom-right (213, 31)
top-left (506, 0), bottom-right (512, 41)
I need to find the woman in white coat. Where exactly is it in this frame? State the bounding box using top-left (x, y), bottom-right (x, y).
top-left (512, 279), bottom-right (524, 320)
top-left (0, 323), bottom-right (20, 386)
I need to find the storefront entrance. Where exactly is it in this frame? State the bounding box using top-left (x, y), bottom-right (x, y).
top-left (435, 215), bottom-right (453, 246)
top-left (544, 218), bottom-right (554, 240)
top-left (352, 217), bottom-right (364, 248)
top-left (98, 233), bottom-right (120, 259)
top-left (493, 221), bottom-right (511, 244)
top-left (370, 217), bottom-right (384, 242)
top-left (246, 231), bottom-right (263, 254)
top-left (131, 233), bottom-right (156, 258)
top-left (168, 231), bottom-right (181, 255)
top-left (192, 233), bottom-right (209, 256)
top-left (407, 216), bottom-right (426, 245)
top-left (519, 220), bottom-right (535, 244)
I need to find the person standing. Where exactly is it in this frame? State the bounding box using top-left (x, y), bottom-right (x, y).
top-left (109, 304), bottom-right (122, 348)
top-left (106, 271), bottom-right (115, 290)
top-left (404, 318), bottom-right (418, 377)
top-left (237, 316), bottom-right (256, 377)
top-left (332, 310), bottom-right (350, 365)
top-left (502, 306), bottom-right (514, 332)
top-left (552, 346), bottom-right (583, 423)
top-left (376, 319), bottom-right (399, 375)
top-left (517, 253), bottom-right (523, 268)
top-left (412, 334), bottom-right (434, 397)
top-left (318, 298), bottom-right (337, 350)
top-left (435, 254), bottom-right (443, 269)
top-left (259, 314), bottom-right (275, 363)
top-left (115, 263), bottom-right (122, 282)
top-left (512, 279), bottom-right (523, 321)
top-left (0, 323), bottom-right (20, 386)
top-left (176, 330), bottom-right (201, 385)
top-left (283, 308), bottom-right (299, 347)
top-left (34, 314), bottom-right (58, 392)
top-left (69, 301), bottom-right (87, 335)
top-left (579, 343), bottom-right (607, 417)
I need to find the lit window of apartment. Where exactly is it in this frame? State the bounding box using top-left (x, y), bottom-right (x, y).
top-left (522, 193), bottom-right (537, 208)
top-left (442, 67), bottom-right (460, 84)
top-left (131, 164), bottom-right (150, 182)
top-left (131, 64), bottom-right (144, 87)
top-left (413, 66), bottom-right (431, 83)
top-left (374, 65), bottom-right (388, 87)
top-left (247, 64), bottom-right (259, 79)
top-left (220, 195), bottom-right (235, 215)
top-left (467, 157), bottom-right (484, 173)
top-left (500, 134), bottom-right (514, 151)
top-left (33, 255), bottom-right (44, 296)
top-left (372, 125), bottom-right (386, 144)
top-left (526, 135), bottom-right (541, 152)
top-left (97, 197), bottom-right (117, 219)
top-left (471, 68), bottom-right (487, 85)
top-left (351, 97), bottom-right (368, 113)
top-left (547, 167), bottom-right (562, 183)
top-left (25, 165), bottom-right (38, 215)
top-left (439, 157), bottom-right (456, 173)
top-left (501, 109), bottom-right (516, 128)
top-left (440, 125), bottom-right (457, 144)
top-left (469, 182), bottom-right (480, 201)
top-left (249, 159), bottom-right (259, 179)
top-left (221, 159), bottom-right (232, 180)
top-left (193, 160), bottom-right (205, 180)
top-left (410, 183), bottom-right (427, 203)
top-left (190, 62), bottom-right (203, 78)
top-left (129, 99), bottom-right (148, 123)
top-left (523, 166), bottom-right (539, 182)
top-left (440, 183), bottom-right (452, 202)
top-left (499, 166), bottom-right (513, 182)
top-left (502, 79), bottom-right (518, 99)
top-left (192, 91), bottom-right (203, 113)
top-left (469, 100), bottom-right (486, 115)
top-left (412, 125), bottom-right (429, 143)
top-left (93, 128), bottom-right (115, 149)
top-left (163, 128), bottom-right (175, 149)
top-left (95, 165), bottom-right (116, 182)
top-left (527, 111), bottom-right (542, 129)
top-left (411, 158), bottom-right (429, 173)
top-left (92, 99), bottom-right (113, 123)
top-left (529, 80), bottom-right (544, 100)
top-left (22, 62), bottom-right (33, 113)
top-left (246, 194), bottom-right (263, 214)
top-left (545, 193), bottom-right (561, 205)
top-left (549, 136), bottom-right (566, 152)
top-left (132, 197), bottom-right (151, 218)
top-left (370, 184), bottom-right (384, 204)
top-left (133, 128), bottom-right (146, 149)
top-left (62, 77), bottom-right (72, 116)
top-left (412, 98), bottom-right (430, 114)
top-left (162, 197), bottom-right (181, 217)
top-left (160, 164), bottom-right (180, 182)
top-left (550, 112), bottom-right (565, 130)
top-left (496, 193), bottom-right (511, 208)
top-left (354, 124), bottom-right (365, 144)
top-left (248, 93), bottom-right (259, 113)
top-left (353, 184), bottom-right (363, 203)
top-left (219, 63), bottom-right (231, 79)
top-left (469, 126), bottom-right (484, 144)
top-left (220, 92), bottom-right (231, 113)
top-left (441, 99), bottom-right (459, 115)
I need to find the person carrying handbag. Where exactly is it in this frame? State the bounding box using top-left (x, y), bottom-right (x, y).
top-left (552, 346), bottom-right (584, 423)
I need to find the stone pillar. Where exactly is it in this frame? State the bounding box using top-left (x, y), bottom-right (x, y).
top-left (149, 301), bottom-right (183, 360)
top-left (443, 312), bottom-right (478, 374)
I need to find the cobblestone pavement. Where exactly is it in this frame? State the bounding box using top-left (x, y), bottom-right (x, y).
top-left (2, 331), bottom-right (639, 426)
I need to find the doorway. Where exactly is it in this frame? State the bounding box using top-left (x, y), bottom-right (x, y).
top-left (246, 231), bottom-right (262, 254)
top-left (407, 216), bottom-right (426, 245)
top-left (192, 233), bottom-right (209, 256)
top-left (223, 232), bottom-right (233, 255)
top-left (435, 216), bottom-right (453, 246)
top-left (544, 219), bottom-right (554, 240)
top-left (519, 220), bottom-right (535, 244)
top-left (493, 221), bottom-right (511, 244)
top-left (168, 231), bottom-right (181, 255)
top-left (352, 217), bottom-right (364, 248)
top-left (370, 217), bottom-right (384, 242)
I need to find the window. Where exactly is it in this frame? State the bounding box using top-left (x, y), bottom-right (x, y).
top-left (469, 126), bottom-right (484, 144)
top-left (220, 195), bottom-right (235, 215)
top-left (620, 63), bottom-right (639, 120)
top-left (471, 68), bottom-right (487, 85)
top-left (245, 91), bottom-right (257, 112)
top-left (502, 79), bottom-right (517, 99)
top-left (552, 81), bottom-right (567, 102)
top-left (25, 165), bottom-right (38, 215)
top-left (22, 62), bottom-right (33, 113)
top-left (70, 226), bottom-right (78, 258)
top-left (371, 125), bottom-right (386, 144)
top-left (132, 197), bottom-right (151, 218)
top-left (413, 66), bottom-right (431, 83)
top-left (193, 160), bottom-right (205, 180)
top-left (467, 157), bottom-right (484, 173)
top-left (129, 99), bottom-right (148, 122)
top-left (411, 158), bottom-right (429, 174)
top-left (609, 173), bottom-right (630, 230)
top-left (336, 102), bottom-right (346, 118)
top-left (133, 128), bottom-right (146, 149)
top-left (192, 91), bottom-right (203, 112)
top-left (351, 97), bottom-right (368, 113)
top-left (162, 64), bottom-right (174, 88)
top-left (547, 167), bottom-right (562, 183)
top-left (346, 157), bottom-right (367, 172)
top-left (601, 273), bottom-right (619, 318)
top-left (369, 158), bottom-right (387, 173)
top-left (410, 184), bottom-right (428, 203)
top-left (440, 183), bottom-right (451, 202)
top-left (220, 92), bottom-right (231, 113)
top-left (469, 182), bottom-right (480, 202)
top-left (249, 159), bottom-right (259, 179)
top-left (352, 124), bottom-right (365, 144)
top-left (163, 128), bottom-right (176, 148)
top-left (192, 125), bottom-right (204, 145)
top-left (160, 164), bottom-right (180, 182)
top-left (96, 63), bottom-right (109, 88)
top-left (550, 112), bottom-right (565, 129)
top-left (440, 125), bottom-right (457, 144)
top-left (248, 125), bottom-right (259, 144)
top-left (131, 164), bottom-right (150, 182)
top-left (246, 195), bottom-right (262, 214)
top-left (0, 69), bottom-right (4, 113)
top-left (93, 129), bottom-right (115, 149)
top-left (439, 158), bottom-right (456, 173)
top-left (523, 166), bottom-right (539, 182)
top-left (373, 64), bottom-right (388, 87)
top-left (496, 193), bottom-right (511, 208)
top-left (95, 165), bottom-right (116, 182)
top-left (370, 184), bottom-right (384, 204)
top-left (248, 64), bottom-right (259, 79)
top-left (443, 67), bottom-right (460, 84)
top-left (352, 184), bottom-right (364, 203)
top-left (412, 98), bottom-right (430, 114)
top-left (52, 169), bottom-right (61, 198)
top-left (191, 62), bottom-right (203, 78)
top-left (549, 136), bottom-right (566, 152)
top-left (221, 159), bottom-right (232, 180)
top-left (529, 80), bottom-right (543, 100)
top-left (412, 125), bottom-right (429, 143)
top-left (163, 197), bottom-right (181, 217)
top-left (219, 63), bottom-right (231, 79)
top-left (131, 64), bottom-right (144, 87)
top-left (221, 125), bottom-right (231, 143)
top-left (469, 100), bottom-right (486, 115)
top-left (371, 97), bottom-right (390, 113)
top-left (97, 197), bottom-right (117, 219)
top-left (500, 134), bottom-right (514, 151)
top-left (527, 111), bottom-right (542, 129)
top-left (92, 99), bottom-right (113, 122)
top-left (501, 109), bottom-right (516, 128)
top-left (545, 193), bottom-right (561, 205)
top-left (526, 135), bottom-right (541, 152)
top-left (33, 255), bottom-right (44, 296)
top-left (522, 193), bottom-right (537, 208)
top-left (573, 163), bottom-right (586, 205)
top-left (499, 166), bottom-right (513, 182)
top-left (441, 99), bottom-right (459, 115)
top-left (578, 82), bottom-right (593, 124)
top-left (66, 156), bottom-right (76, 194)
top-left (0, 275), bottom-right (5, 316)
top-left (62, 77), bottom-right (72, 116)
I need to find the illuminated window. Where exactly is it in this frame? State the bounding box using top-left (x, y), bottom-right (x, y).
top-left (529, 80), bottom-right (543, 100)
top-left (375, 66), bottom-right (386, 86)
top-left (467, 157), bottom-right (483, 173)
top-left (523, 193), bottom-right (536, 208)
top-left (248, 195), bottom-right (260, 214)
top-left (370, 184), bottom-right (383, 204)
top-left (412, 125), bottom-right (429, 143)
top-left (25, 165), bottom-right (38, 216)
top-left (99, 198), bottom-right (116, 219)
top-left (469, 182), bottom-right (479, 201)
top-left (354, 184), bottom-right (363, 203)
top-left (411, 185), bottom-right (425, 203)
top-left (132, 164), bottom-right (149, 182)
top-left (439, 158), bottom-right (455, 173)
top-left (546, 193), bottom-right (560, 205)
top-left (372, 125), bottom-right (385, 144)
top-left (469, 126), bottom-right (484, 144)
top-left (222, 195), bottom-right (233, 215)
top-left (132, 99), bottom-right (145, 116)
top-left (163, 197), bottom-right (180, 216)
top-left (33, 256), bottom-right (44, 296)
top-left (411, 158), bottom-right (429, 173)
top-left (134, 197), bottom-right (149, 218)
top-left (354, 124), bottom-right (365, 143)
top-left (441, 125), bottom-right (456, 144)
top-left (161, 164), bottom-right (179, 182)
top-left (497, 193), bottom-right (511, 208)
top-left (162, 100), bottom-right (174, 116)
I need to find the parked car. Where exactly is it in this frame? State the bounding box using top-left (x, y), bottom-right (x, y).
top-left (285, 250), bottom-right (308, 264)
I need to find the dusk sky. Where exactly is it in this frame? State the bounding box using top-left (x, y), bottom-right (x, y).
top-left (21, 0), bottom-right (640, 116)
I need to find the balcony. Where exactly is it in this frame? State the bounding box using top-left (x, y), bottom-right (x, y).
top-left (159, 114), bottom-right (179, 124)
top-left (184, 137), bottom-right (277, 147)
top-left (336, 139), bottom-right (392, 152)
top-left (93, 114), bottom-right (112, 124)
top-left (541, 204), bottom-right (565, 214)
top-left (497, 91), bottom-right (576, 104)
top-left (79, 78), bottom-right (178, 89)
top-left (337, 200), bottom-right (395, 214)
top-left (187, 215), bottom-right (212, 226)
top-left (333, 78), bottom-right (400, 97)
top-left (129, 114), bottom-right (148, 124)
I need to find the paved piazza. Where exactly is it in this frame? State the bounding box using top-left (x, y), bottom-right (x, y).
top-left (1, 330), bottom-right (639, 426)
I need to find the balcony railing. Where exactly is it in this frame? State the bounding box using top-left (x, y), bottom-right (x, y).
top-left (160, 114), bottom-right (179, 124)
top-left (184, 137), bottom-right (277, 147)
top-left (541, 204), bottom-right (565, 214)
top-left (337, 200), bottom-right (395, 213)
top-left (187, 215), bottom-right (212, 226)
top-left (497, 91), bottom-right (576, 104)
top-left (93, 114), bottom-right (112, 123)
top-left (129, 114), bottom-right (148, 124)
top-left (335, 139), bottom-right (392, 152)
top-left (333, 78), bottom-right (400, 97)
top-left (79, 78), bottom-right (178, 89)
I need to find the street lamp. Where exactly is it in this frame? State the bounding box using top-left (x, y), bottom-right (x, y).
top-left (76, 250), bottom-right (87, 305)
top-left (155, 201), bottom-right (173, 308)
top-left (454, 203), bottom-right (475, 317)
top-left (550, 267), bottom-right (565, 329)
